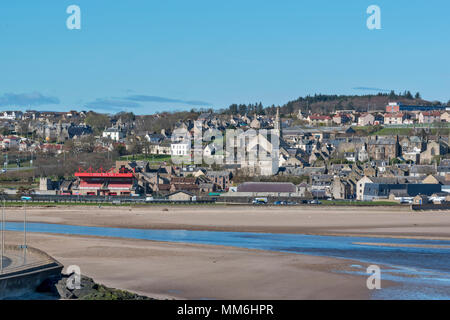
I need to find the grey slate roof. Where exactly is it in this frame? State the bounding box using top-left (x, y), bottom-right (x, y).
top-left (237, 182), bottom-right (296, 193)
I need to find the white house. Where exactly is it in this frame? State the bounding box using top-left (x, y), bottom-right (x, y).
top-left (356, 176), bottom-right (374, 201)
top-left (384, 113), bottom-right (405, 125)
top-left (0, 111), bottom-right (21, 120)
top-left (102, 128), bottom-right (124, 141)
top-left (358, 113), bottom-right (375, 126)
top-left (171, 142), bottom-right (190, 156)
top-left (296, 140), bottom-right (314, 155)
top-left (148, 144), bottom-right (171, 155)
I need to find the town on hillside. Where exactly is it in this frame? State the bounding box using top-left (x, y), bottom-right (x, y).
top-left (1, 97), bottom-right (450, 206)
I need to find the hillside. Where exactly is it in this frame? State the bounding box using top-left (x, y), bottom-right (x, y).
top-left (282, 92), bottom-right (440, 115)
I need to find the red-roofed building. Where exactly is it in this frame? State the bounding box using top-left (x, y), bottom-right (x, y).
top-left (332, 113), bottom-right (351, 125)
top-left (40, 143), bottom-right (64, 154)
top-left (307, 114), bottom-right (332, 125)
top-left (74, 166), bottom-right (138, 196)
top-left (384, 113), bottom-right (405, 125)
top-left (0, 136), bottom-right (20, 150)
top-left (419, 111), bottom-right (441, 124)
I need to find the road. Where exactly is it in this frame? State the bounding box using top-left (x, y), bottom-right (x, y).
top-left (1, 166), bottom-right (35, 173)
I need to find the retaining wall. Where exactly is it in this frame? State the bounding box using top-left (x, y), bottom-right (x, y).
top-left (411, 204), bottom-right (450, 211)
top-left (0, 246), bottom-right (63, 299)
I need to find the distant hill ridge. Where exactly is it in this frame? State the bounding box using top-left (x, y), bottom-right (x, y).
top-left (224, 92), bottom-right (447, 117)
top-left (281, 92), bottom-right (441, 115)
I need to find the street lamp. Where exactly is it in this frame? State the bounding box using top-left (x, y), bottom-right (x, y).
top-left (20, 195), bottom-right (32, 265)
top-left (1, 198), bottom-right (5, 274)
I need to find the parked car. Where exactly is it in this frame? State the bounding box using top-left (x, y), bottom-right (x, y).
top-left (252, 198), bottom-right (268, 205)
top-left (309, 199), bottom-right (321, 205)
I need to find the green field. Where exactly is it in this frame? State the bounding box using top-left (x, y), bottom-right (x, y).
top-left (372, 127), bottom-right (450, 136)
top-left (351, 125), bottom-right (450, 136)
top-left (371, 127), bottom-right (413, 136)
top-left (0, 182), bottom-right (39, 189)
top-left (119, 154), bottom-right (172, 163)
top-left (3, 160), bottom-right (32, 169)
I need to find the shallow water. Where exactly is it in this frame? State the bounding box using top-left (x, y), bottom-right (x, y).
top-left (5, 222), bottom-right (450, 299)
top-left (0, 256), bottom-right (12, 269)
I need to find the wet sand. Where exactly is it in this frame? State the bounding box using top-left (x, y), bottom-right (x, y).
top-left (4, 205), bottom-right (450, 239)
top-left (4, 205), bottom-right (448, 299)
top-left (4, 231), bottom-right (374, 300)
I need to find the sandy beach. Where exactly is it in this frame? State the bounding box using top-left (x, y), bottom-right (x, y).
top-left (4, 205), bottom-right (450, 238)
top-left (3, 205), bottom-right (449, 299)
top-left (4, 231), bottom-right (374, 300)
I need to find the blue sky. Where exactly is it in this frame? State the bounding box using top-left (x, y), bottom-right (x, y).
top-left (0, 0), bottom-right (449, 114)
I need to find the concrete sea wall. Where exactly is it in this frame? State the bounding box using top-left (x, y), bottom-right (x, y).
top-left (0, 245), bottom-right (63, 299)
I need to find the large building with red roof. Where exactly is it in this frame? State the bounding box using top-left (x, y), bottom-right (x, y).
top-left (74, 166), bottom-right (138, 196)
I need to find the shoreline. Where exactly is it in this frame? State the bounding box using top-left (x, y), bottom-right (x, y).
top-left (5, 219), bottom-right (450, 241)
top-left (4, 205), bottom-right (450, 239)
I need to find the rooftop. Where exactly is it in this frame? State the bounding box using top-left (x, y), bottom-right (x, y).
top-left (237, 182), bottom-right (296, 193)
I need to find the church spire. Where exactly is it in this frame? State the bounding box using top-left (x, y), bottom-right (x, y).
top-left (275, 107), bottom-right (282, 137)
